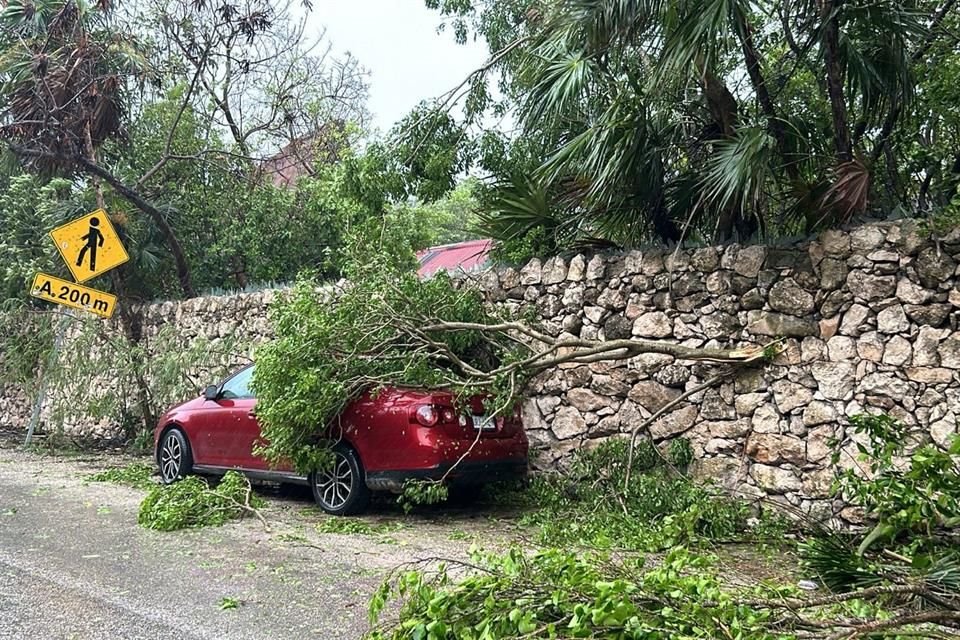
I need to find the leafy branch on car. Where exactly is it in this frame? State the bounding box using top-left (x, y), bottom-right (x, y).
top-left (252, 251), bottom-right (781, 505)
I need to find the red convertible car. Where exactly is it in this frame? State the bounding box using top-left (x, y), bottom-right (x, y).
top-left (153, 365), bottom-right (528, 515)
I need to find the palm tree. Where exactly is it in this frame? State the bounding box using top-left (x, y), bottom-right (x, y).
top-left (474, 0), bottom-right (941, 250)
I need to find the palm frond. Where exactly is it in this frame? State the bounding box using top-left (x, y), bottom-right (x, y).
top-left (475, 178), bottom-right (569, 245)
top-left (839, 1), bottom-right (925, 125)
top-left (522, 43), bottom-right (598, 126)
top-left (658, 0), bottom-right (743, 80)
top-left (800, 533), bottom-right (888, 592)
top-left (820, 159), bottom-right (871, 222)
top-left (700, 126), bottom-right (776, 214)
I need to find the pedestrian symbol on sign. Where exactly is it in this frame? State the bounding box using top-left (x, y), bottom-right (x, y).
top-left (75, 216), bottom-right (105, 272)
top-left (49, 209), bottom-right (129, 283)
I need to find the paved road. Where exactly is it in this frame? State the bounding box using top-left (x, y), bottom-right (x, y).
top-left (0, 445), bottom-right (509, 640)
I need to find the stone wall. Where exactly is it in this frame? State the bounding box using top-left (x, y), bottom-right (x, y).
top-left (4, 291), bottom-right (279, 440)
top-left (483, 220), bottom-right (960, 520)
top-left (0, 383), bottom-right (32, 432)
top-left (4, 220), bottom-right (960, 521)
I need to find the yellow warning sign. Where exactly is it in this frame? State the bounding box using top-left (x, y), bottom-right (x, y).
top-left (50, 209), bottom-right (129, 283)
top-left (30, 273), bottom-right (117, 319)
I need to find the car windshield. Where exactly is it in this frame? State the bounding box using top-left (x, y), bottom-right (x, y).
top-left (220, 366), bottom-right (255, 400)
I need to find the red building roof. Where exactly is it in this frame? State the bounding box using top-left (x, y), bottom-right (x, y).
top-left (417, 239), bottom-right (493, 277)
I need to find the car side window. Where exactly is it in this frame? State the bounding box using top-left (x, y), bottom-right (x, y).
top-left (220, 366), bottom-right (255, 400)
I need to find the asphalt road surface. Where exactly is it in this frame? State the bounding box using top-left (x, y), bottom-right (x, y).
top-left (0, 444), bottom-right (510, 640)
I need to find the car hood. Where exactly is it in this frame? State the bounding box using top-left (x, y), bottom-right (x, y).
top-left (160, 395), bottom-right (205, 421)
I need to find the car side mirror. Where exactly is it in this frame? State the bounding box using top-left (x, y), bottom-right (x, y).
top-left (203, 385), bottom-right (220, 401)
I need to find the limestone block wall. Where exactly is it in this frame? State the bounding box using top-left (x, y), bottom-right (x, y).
top-left (0, 383), bottom-right (32, 432)
top-left (480, 221), bottom-right (959, 520)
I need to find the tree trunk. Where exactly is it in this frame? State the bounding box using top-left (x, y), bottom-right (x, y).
top-left (700, 67), bottom-right (755, 241)
top-left (734, 5), bottom-right (799, 182)
top-left (822, 1), bottom-right (852, 162)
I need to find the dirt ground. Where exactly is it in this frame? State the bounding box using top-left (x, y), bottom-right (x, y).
top-left (0, 437), bottom-right (528, 640)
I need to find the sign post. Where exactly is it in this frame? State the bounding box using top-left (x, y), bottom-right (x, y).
top-left (29, 209), bottom-right (127, 319)
top-left (24, 208), bottom-right (129, 445)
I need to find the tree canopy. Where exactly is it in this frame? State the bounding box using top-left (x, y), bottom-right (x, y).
top-left (421, 0), bottom-right (960, 258)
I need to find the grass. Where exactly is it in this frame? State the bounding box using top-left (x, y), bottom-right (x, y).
top-left (88, 462), bottom-right (157, 490)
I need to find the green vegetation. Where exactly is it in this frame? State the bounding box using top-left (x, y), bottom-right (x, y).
top-left (800, 413), bottom-right (960, 594)
top-left (367, 414), bottom-right (960, 639)
top-left (251, 259), bottom-right (527, 473)
top-left (837, 413), bottom-right (960, 555)
top-left (218, 597), bottom-right (241, 611)
top-left (89, 463), bottom-right (156, 490)
top-left (398, 481), bottom-right (450, 514)
top-left (138, 471), bottom-right (264, 531)
top-left (370, 545), bottom-right (946, 640)
top-left (502, 439), bottom-right (783, 552)
top-left (425, 0), bottom-right (960, 258)
top-left (316, 518), bottom-right (404, 536)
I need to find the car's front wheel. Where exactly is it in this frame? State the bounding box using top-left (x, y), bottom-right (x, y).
top-left (158, 428), bottom-right (192, 484)
top-left (311, 443), bottom-right (370, 516)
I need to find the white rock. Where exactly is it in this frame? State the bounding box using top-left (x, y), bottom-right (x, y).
top-left (802, 401), bottom-right (837, 427)
top-left (751, 464), bottom-right (802, 493)
top-left (751, 404), bottom-right (782, 433)
top-left (811, 362), bottom-right (856, 400)
top-left (541, 256), bottom-right (568, 285)
top-left (648, 405), bottom-right (698, 439)
top-left (632, 311), bottom-right (673, 338)
top-left (519, 258), bottom-right (543, 285)
top-left (771, 380), bottom-right (814, 414)
top-left (826, 336), bottom-right (857, 361)
top-left (876, 304), bottom-right (909, 334)
top-left (551, 407), bottom-right (586, 440)
top-left (566, 388), bottom-right (610, 412)
top-left (839, 304), bottom-right (870, 336)
top-left (566, 255), bottom-right (586, 281)
top-left (882, 336), bottom-right (912, 366)
top-left (585, 255), bottom-right (606, 280)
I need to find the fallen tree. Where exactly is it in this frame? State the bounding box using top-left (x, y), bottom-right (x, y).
top-left (250, 250), bottom-right (777, 476)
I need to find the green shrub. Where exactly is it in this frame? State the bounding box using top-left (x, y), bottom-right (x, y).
top-left (832, 413), bottom-right (960, 554)
top-left (800, 413), bottom-right (960, 592)
top-left (138, 471), bottom-right (264, 531)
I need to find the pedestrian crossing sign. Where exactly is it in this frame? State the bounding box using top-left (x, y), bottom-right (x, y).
top-left (49, 209), bottom-right (129, 283)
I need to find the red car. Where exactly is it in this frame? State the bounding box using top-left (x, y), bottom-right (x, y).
top-left (153, 365), bottom-right (528, 515)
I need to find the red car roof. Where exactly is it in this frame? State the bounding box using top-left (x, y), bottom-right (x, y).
top-left (417, 239), bottom-right (493, 277)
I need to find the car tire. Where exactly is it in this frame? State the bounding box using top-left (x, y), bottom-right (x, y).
top-left (158, 428), bottom-right (193, 484)
top-left (311, 443), bottom-right (370, 516)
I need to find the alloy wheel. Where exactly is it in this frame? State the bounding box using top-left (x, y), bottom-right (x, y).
top-left (160, 433), bottom-right (183, 483)
top-left (314, 452), bottom-right (353, 510)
